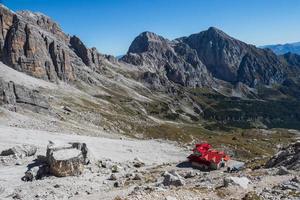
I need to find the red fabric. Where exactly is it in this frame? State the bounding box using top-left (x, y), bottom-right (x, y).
top-left (188, 143), bottom-right (230, 166)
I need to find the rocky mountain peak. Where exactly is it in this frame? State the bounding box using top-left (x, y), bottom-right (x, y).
top-left (17, 10), bottom-right (53, 22)
top-left (16, 10), bottom-right (67, 41)
top-left (206, 26), bottom-right (232, 39)
top-left (139, 31), bottom-right (163, 40)
top-left (122, 27), bottom-right (291, 88)
top-left (127, 31), bottom-right (170, 54)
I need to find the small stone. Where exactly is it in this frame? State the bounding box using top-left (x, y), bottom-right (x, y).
top-left (113, 181), bottom-right (123, 188)
top-left (165, 196), bottom-right (177, 200)
top-left (242, 192), bottom-right (261, 200)
top-left (62, 106), bottom-right (72, 112)
top-left (109, 173), bottom-right (117, 180)
top-left (162, 171), bottom-right (185, 187)
top-left (12, 193), bottom-right (22, 199)
top-left (133, 157), bottom-right (145, 168)
top-left (102, 180), bottom-right (108, 185)
top-left (133, 173), bottom-right (142, 180)
top-left (184, 170), bottom-right (197, 178)
top-left (22, 164), bottom-right (49, 181)
top-left (111, 165), bottom-right (122, 173)
top-left (125, 173), bottom-right (133, 178)
top-left (224, 177), bottom-right (250, 189)
top-left (15, 160), bottom-right (22, 165)
top-left (100, 160), bottom-right (112, 168)
top-left (291, 176), bottom-right (299, 183)
top-left (85, 191), bottom-right (91, 195)
top-left (277, 166), bottom-right (290, 175)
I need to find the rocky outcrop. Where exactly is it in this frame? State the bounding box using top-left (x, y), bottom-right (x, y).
top-left (265, 141), bottom-right (300, 171)
top-left (22, 164), bottom-right (49, 181)
top-left (0, 5), bottom-right (14, 56)
top-left (0, 144), bottom-right (37, 158)
top-left (70, 36), bottom-right (104, 70)
top-left (0, 6), bottom-right (75, 82)
top-left (223, 176), bottom-right (250, 189)
top-left (0, 79), bottom-right (49, 111)
top-left (162, 170), bottom-right (185, 187)
top-left (0, 5), bottom-right (111, 84)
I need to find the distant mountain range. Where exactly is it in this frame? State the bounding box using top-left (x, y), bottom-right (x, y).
top-left (1, 4), bottom-right (300, 131)
top-left (261, 42), bottom-right (300, 55)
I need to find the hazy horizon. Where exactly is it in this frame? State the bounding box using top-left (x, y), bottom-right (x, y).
top-left (3, 0), bottom-right (300, 56)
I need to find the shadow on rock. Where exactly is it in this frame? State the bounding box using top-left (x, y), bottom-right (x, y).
top-left (21, 155), bottom-right (50, 182)
top-left (176, 161), bottom-right (212, 172)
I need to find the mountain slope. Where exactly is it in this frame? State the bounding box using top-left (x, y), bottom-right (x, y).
top-left (1, 4), bottom-right (300, 135)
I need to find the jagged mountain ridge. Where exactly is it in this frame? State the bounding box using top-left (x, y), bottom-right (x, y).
top-left (120, 28), bottom-right (300, 129)
top-left (262, 42), bottom-right (300, 55)
top-left (122, 27), bottom-right (291, 88)
top-left (0, 6), bottom-right (115, 84)
top-left (1, 4), bottom-right (300, 132)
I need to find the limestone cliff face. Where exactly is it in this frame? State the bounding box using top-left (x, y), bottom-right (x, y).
top-left (0, 5), bottom-right (109, 83)
top-left (0, 7), bottom-right (75, 81)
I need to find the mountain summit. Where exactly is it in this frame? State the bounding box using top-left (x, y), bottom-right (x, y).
top-left (123, 27), bottom-right (290, 87)
top-left (1, 4), bottom-right (300, 132)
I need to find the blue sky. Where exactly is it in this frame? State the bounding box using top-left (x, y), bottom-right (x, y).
top-left (2, 0), bottom-right (300, 56)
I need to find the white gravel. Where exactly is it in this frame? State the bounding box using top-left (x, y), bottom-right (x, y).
top-left (0, 125), bottom-right (186, 165)
top-left (0, 125), bottom-right (187, 199)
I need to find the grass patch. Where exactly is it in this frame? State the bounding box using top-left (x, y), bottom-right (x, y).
top-left (137, 122), bottom-right (296, 165)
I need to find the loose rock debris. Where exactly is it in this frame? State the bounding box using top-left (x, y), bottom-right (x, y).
top-left (0, 136), bottom-right (299, 200)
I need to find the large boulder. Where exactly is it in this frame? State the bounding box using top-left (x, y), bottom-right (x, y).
top-left (22, 164), bottom-right (49, 181)
top-left (224, 176), bottom-right (250, 189)
top-left (265, 141), bottom-right (300, 171)
top-left (162, 170), bottom-right (185, 187)
top-left (0, 144), bottom-right (37, 158)
top-left (0, 80), bottom-right (49, 112)
top-left (46, 142), bottom-right (91, 177)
